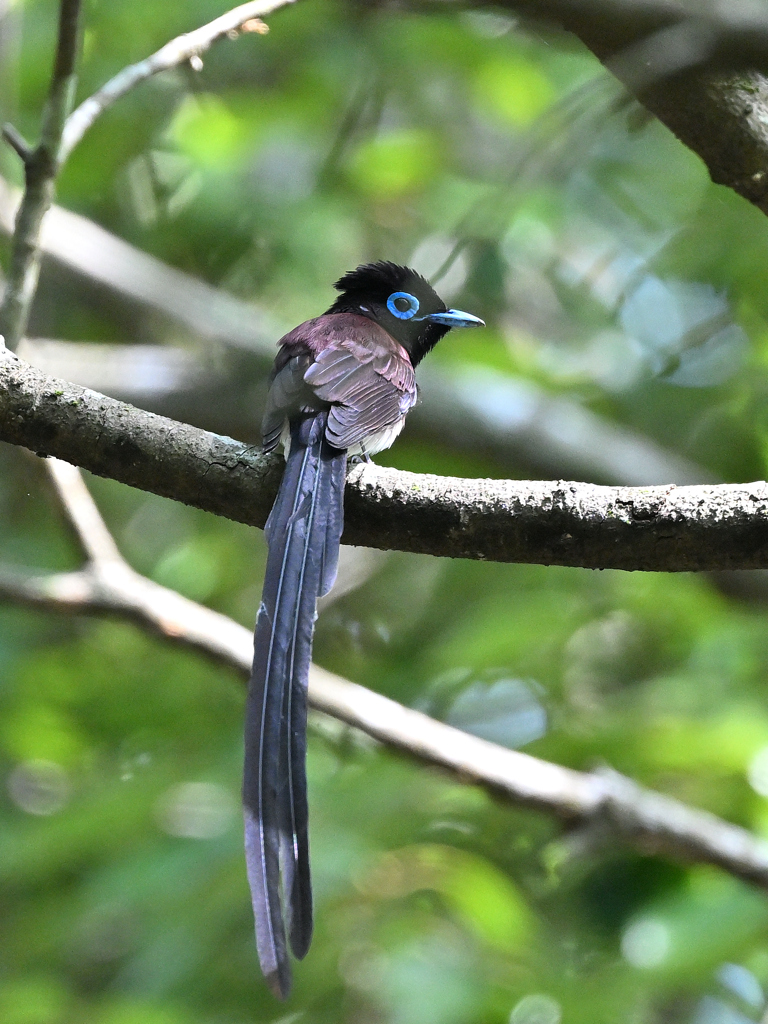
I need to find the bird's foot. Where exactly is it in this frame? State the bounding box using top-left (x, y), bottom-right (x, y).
top-left (348, 449), bottom-right (374, 466)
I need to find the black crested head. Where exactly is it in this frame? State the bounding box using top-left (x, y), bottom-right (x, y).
top-left (326, 261), bottom-right (482, 365)
top-left (332, 261), bottom-right (432, 301)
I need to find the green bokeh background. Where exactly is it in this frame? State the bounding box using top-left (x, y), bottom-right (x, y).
top-left (3, 2), bottom-right (768, 1022)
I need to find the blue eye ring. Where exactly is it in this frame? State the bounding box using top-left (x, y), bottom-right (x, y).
top-left (387, 291), bottom-right (420, 320)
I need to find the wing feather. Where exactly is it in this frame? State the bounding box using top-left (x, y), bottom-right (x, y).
top-left (304, 341), bottom-right (416, 450)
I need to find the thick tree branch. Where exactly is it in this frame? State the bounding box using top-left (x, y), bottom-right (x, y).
top-left (1, 352), bottom-right (767, 572)
top-left (2, 489), bottom-right (768, 892)
top-left (60, 0), bottom-right (296, 162)
top-left (15, 333), bottom-right (709, 488)
top-left (31, 341), bottom-right (768, 600)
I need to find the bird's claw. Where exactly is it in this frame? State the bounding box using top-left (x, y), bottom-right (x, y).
top-left (348, 450), bottom-right (374, 466)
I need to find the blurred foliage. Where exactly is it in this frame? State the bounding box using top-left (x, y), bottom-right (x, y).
top-left (4, 1), bottom-right (768, 1022)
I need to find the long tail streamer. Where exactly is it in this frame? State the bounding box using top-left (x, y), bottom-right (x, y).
top-left (243, 412), bottom-right (345, 998)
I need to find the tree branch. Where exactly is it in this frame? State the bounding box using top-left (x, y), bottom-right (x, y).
top-left (1, 123), bottom-right (31, 163)
top-left (1, 352), bottom-right (767, 572)
top-left (26, 340), bottom-right (768, 600)
top-left (60, 0), bottom-right (297, 162)
top-left (0, 0), bottom-right (83, 348)
top-left (0, 175), bottom-right (279, 353)
top-left (471, 0), bottom-right (768, 213)
top-left (14, 332), bottom-right (709, 488)
top-left (43, 456), bottom-right (123, 564)
top-left (2, 484), bottom-right (768, 892)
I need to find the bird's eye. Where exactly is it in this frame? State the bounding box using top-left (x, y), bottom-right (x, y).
top-left (387, 291), bottom-right (419, 320)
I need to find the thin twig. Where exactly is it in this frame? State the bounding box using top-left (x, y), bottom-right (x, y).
top-left (44, 457), bottom-right (123, 565)
top-left (0, 0), bottom-right (83, 349)
top-left (60, 0), bottom-right (297, 162)
top-left (0, 175), bottom-right (279, 353)
top-left (2, 509), bottom-right (768, 890)
top-left (2, 123), bottom-right (31, 163)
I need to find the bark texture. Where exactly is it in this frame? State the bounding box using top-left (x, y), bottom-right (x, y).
top-left (3, 353), bottom-right (768, 571)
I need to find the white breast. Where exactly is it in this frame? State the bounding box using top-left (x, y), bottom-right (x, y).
top-left (348, 417), bottom-right (407, 457)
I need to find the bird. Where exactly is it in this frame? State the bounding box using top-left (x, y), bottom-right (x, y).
top-left (242, 261), bottom-right (484, 998)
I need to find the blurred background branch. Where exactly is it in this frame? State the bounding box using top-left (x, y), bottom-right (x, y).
top-left (4, 456), bottom-right (768, 899)
top-left (0, 173), bottom-right (711, 487)
top-left (60, 1), bottom-right (295, 163)
top-left (0, 0), bottom-right (82, 348)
